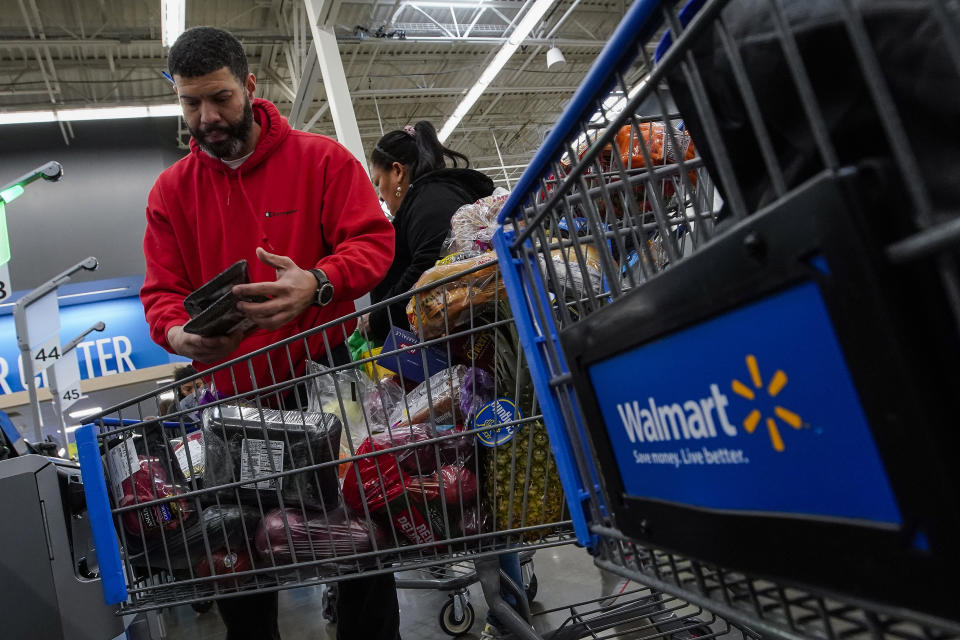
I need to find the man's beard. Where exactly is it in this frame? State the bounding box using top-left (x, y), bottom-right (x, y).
top-left (191, 98), bottom-right (254, 159)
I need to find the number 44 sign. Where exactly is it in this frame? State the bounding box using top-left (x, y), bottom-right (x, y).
top-left (50, 348), bottom-right (82, 411)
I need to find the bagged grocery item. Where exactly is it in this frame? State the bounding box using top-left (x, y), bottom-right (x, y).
top-left (255, 506), bottom-right (388, 566)
top-left (614, 122), bottom-right (697, 173)
top-left (202, 405), bottom-right (342, 510)
top-left (115, 453), bottom-right (190, 538)
top-left (442, 190), bottom-right (510, 256)
top-left (306, 359), bottom-right (404, 478)
top-left (341, 426), bottom-right (478, 547)
top-left (540, 244), bottom-right (604, 301)
top-left (306, 361), bottom-right (369, 430)
top-left (389, 365), bottom-right (467, 428)
top-left (406, 253), bottom-right (505, 339)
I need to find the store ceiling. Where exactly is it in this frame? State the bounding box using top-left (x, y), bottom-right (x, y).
top-left (0, 0), bottom-right (637, 184)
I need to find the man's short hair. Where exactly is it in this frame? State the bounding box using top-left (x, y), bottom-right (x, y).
top-left (168, 26), bottom-right (249, 83)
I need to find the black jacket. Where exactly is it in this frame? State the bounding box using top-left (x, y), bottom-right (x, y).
top-left (369, 168), bottom-right (495, 341)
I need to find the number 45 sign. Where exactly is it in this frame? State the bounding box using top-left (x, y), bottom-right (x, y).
top-left (50, 348), bottom-right (82, 411)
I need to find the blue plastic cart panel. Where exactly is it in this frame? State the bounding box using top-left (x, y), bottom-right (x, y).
top-left (588, 280), bottom-right (902, 525)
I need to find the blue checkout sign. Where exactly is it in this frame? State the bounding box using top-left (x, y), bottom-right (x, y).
top-left (588, 281), bottom-right (902, 525)
top-left (0, 295), bottom-right (184, 396)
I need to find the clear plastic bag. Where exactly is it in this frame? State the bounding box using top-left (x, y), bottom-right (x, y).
top-left (441, 189), bottom-right (510, 256)
top-left (389, 365), bottom-right (467, 428)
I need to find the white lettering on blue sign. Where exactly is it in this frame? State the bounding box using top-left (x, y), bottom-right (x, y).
top-left (616, 384), bottom-right (736, 444)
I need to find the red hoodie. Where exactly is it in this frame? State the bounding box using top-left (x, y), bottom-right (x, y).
top-left (141, 98), bottom-right (394, 396)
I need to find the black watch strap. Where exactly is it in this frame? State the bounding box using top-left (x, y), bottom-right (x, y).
top-left (309, 269), bottom-right (334, 306)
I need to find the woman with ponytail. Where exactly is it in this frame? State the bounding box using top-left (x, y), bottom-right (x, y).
top-left (365, 121), bottom-right (494, 341)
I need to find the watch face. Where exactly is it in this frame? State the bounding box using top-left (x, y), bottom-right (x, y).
top-left (318, 283), bottom-right (334, 306)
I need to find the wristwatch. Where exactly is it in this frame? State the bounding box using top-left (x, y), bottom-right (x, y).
top-left (309, 269), bottom-right (334, 306)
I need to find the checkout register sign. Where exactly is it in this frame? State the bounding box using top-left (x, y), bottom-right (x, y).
top-left (588, 281), bottom-right (903, 525)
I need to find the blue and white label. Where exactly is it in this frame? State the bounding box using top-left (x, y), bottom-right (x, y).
top-left (476, 398), bottom-right (523, 447)
top-left (588, 281), bottom-right (902, 525)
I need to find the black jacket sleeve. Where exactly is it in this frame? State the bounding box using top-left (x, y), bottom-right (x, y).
top-left (367, 184), bottom-right (467, 340)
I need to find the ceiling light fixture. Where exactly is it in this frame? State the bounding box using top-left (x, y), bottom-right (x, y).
top-left (546, 45), bottom-right (566, 68)
top-left (438, 0), bottom-right (556, 143)
top-left (0, 104), bottom-right (181, 126)
top-left (161, 0), bottom-right (186, 48)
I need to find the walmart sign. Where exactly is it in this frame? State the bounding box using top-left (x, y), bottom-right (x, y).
top-left (589, 281), bottom-right (902, 525)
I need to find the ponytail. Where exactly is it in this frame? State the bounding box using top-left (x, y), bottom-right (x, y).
top-left (371, 120), bottom-right (470, 182)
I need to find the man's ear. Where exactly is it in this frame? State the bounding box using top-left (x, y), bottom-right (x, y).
top-left (245, 72), bottom-right (257, 100)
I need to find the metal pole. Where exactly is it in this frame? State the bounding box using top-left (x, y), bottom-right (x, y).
top-left (13, 256), bottom-right (98, 441)
top-left (49, 321), bottom-right (105, 436)
top-left (491, 132), bottom-right (512, 190)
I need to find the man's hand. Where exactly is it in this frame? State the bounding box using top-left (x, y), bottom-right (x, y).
top-left (167, 325), bottom-right (246, 364)
top-left (233, 247), bottom-right (318, 331)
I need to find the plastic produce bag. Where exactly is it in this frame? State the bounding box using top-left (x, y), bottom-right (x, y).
top-left (306, 360), bottom-right (404, 477)
top-left (341, 426), bottom-right (479, 547)
top-left (615, 122), bottom-right (697, 173)
top-left (390, 365), bottom-right (467, 428)
top-left (406, 253), bottom-right (505, 339)
top-left (116, 454), bottom-right (190, 538)
top-left (255, 506), bottom-right (388, 567)
top-left (539, 244), bottom-right (604, 301)
top-left (202, 406), bottom-right (342, 510)
top-left (441, 190), bottom-right (510, 256)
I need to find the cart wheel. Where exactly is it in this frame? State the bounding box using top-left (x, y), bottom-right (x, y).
top-left (439, 596), bottom-right (475, 636)
top-left (525, 572), bottom-right (539, 603)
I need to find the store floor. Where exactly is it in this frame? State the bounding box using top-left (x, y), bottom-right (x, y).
top-left (161, 544), bottom-right (626, 640)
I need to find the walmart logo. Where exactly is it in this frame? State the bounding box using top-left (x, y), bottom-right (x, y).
top-left (731, 355), bottom-right (806, 452)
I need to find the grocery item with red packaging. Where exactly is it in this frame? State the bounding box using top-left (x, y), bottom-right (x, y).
top-left (109, 439), bottom-right (190, 538)
top-left (197, 548), bottom-right (255, 584)
top-left (254, 506), bottom-right (388, 567)
top-left (341, 425), bottom-right (479, 548)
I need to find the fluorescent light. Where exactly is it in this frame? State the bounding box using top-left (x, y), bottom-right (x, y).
top-left (58, 287), bottom-right (130, 300)
top-left (438, 0), bottom-right (556, 142)
top-left (68, 406), bottom-right (102, 419)
top-left (156, 378), bottom-right (175, 385)
top-left (0, 110), bottom-right (56, 125)
top-left (160, 391), bottom-right (175, 402)
top-left (0, 104), bottom-right (181, 126)
top-left (161, 0), bottom-right (186, 48)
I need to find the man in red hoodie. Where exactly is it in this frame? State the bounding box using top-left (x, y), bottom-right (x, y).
top-left (141, 27), bottom-right (399, 640)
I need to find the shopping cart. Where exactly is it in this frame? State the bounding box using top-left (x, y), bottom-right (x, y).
top-left (76, 246), bottom-right (753, 639)
top-left (75, 254), bottom-right (573, 631)
top-left (494, 0), bottom-right (960, 638)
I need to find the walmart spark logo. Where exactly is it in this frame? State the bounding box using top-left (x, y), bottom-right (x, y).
top-left (731, 355), bottom-right (806, 452)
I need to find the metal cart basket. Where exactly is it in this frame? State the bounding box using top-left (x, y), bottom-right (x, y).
top-left (494, 0), bottom-right (960, 638)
